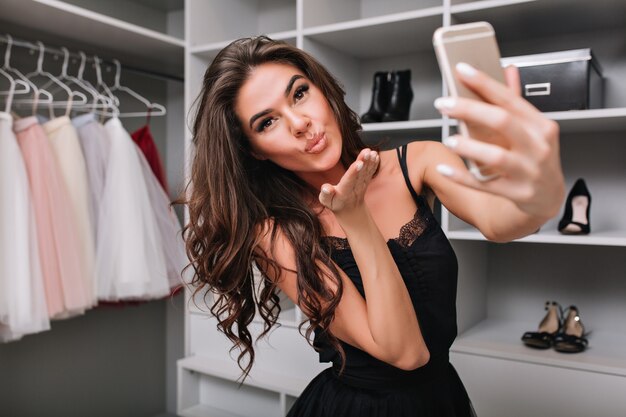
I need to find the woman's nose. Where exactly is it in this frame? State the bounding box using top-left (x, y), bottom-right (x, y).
top-left (286, 110), bottom-right (311, 137)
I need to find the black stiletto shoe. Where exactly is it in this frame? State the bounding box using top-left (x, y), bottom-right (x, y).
top-left (361, 71), bottom-right (392, 123)
top-left (521, 301), bottom-right (563, 349)
top-left (558, 178), bottom-right (591, 235)
top-left (553, 305), bottom-right (589, 353)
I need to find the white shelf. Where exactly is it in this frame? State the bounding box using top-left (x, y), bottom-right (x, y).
top-left (452, 318), bottom-right (626, 377)
top-left (548, 108), bottom-right (626, 133)
top-left (302, 8), bottom-right (443, 58)
top-left (450, 0), bottom-right (536, 14)
top-left (179, 404), bottom-right (245, 417)
top-left (361, 118), bottom-right (444, 132)
top-left (446, 108), bottom-right (626, 135)
top-left (446, 227), bottom-right (626, 247)
top-left (178, 355), bottom-right (310, 397)
top-left (189, 30), bottom-right (298, 59)
top-left (1, 0), bottom-right (184, 77)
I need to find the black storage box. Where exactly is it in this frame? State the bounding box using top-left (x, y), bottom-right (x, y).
top-left (500, 49), bottom-right (603, 112)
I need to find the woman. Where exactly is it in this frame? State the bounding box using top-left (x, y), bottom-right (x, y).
top-left (184, 36), bottom-right (565, 416)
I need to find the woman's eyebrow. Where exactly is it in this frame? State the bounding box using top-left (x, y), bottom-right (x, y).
top-left (284, 74), bottom-right (303, 97)
top-left (248, 75), bottom-right (305, 129)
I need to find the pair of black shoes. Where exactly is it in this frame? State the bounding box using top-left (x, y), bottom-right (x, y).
top-left (521, 301), bottom-right (589, 353)
top-left (361, 70), bottom-right (414, 123)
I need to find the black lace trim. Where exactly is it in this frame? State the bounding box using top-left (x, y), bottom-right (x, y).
top-left (321, 208), bottom-right (429, 250)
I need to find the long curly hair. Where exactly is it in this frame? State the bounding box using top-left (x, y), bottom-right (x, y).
top-left (183, 36), bottom-right (370, 379)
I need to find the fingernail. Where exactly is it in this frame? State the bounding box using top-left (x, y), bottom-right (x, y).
top-left (356, 161), bottom-right (364, 171)
top-left (456, 62), bottom-right (477, 77)
top-left (442, 136), bottom-right (458, 149)
top-left (436, 164), bottom-right (455, 177)
top-left (321, 186), bottom-right (331, 194)
top-left (434, 97), bottom-right (456, 110)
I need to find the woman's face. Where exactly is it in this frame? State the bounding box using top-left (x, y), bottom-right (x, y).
top-left (235, 62), bottom-right (343, 180)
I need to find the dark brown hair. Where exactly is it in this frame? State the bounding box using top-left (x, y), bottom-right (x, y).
top-left (183, 36), bottom-right (369, 379)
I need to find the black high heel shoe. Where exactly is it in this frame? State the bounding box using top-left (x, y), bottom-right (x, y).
top-left (521, 301), bottom-right (563, 349)
top-left (558, 178), bottom-right (591, 235)
top-left (553, 305), bottom-right (589, 353)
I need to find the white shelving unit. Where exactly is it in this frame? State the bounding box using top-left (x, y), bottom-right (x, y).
top-left (181, 1), bottom-right (626, 416)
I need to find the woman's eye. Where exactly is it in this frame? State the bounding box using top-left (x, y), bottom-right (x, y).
top-left (256, 117), bottom-right (274, 132)
top-left (294, 84), bottom-right (309, 102)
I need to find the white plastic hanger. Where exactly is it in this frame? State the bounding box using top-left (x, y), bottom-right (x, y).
top-left (24, 41), bottom-right (88, 117)
top-left (2, 34), bottom-right (54, 116)
top-left (55, 47), bottom-right (115, 114)
top-left (0, 67), bottom-right (30, 113)
top-left (109, 59), bottom-right (166, 118)
top-left (92, 55), bottom-right (120, 118)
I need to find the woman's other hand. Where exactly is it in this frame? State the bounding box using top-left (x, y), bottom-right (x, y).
top-left (434, 63), bottom-right (565, 219)
top-left (318, 148), bottom-right (379, 213)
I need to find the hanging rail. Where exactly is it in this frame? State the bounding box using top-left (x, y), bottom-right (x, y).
top-left (0, 33), bottom-right (183, 83)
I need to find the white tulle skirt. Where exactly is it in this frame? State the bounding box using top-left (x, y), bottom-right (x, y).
top-left (0, 112), bottom-right (50, 342)
top-left (97, 118), bottom-right (169, 301)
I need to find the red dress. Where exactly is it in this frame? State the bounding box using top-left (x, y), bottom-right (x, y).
top-left (131, 124), bottom-right (168, 193)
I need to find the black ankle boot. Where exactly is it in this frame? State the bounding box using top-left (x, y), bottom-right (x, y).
top-left (361, 71), bottom-right (392, 123)
top-left (382, 69), bottom-right (413, 122)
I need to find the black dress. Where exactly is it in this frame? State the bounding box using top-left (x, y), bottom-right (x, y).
top-left (287, 145), bottom-right (476, 417)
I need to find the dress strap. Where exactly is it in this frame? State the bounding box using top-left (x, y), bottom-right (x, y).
top-left (396, 144), bottom-right (421, 203)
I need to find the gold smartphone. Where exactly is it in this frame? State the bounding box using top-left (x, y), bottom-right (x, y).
top-left (433, 21), bottom-right (507, 181)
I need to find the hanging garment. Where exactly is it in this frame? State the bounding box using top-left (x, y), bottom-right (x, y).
top-left (14, 116), bottom-right (89, 319)
top-left (44, 116), bottom-right (97, 307)
top-left (72, 113), bottom-right (111, 242)
top-left (135, 147), bottom-right (187, 290)
top-left (131, 124), bottom-right (169, 193)
top-left (97, 117), bottom-right (169, 301)
top-left (0, 112), bottom-right (50, 342)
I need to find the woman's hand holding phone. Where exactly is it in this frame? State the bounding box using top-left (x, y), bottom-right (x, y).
top-left (434, 59), bottom-right (565, 219)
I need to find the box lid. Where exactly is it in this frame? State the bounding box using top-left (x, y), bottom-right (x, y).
top-left (500, 48), bottom-right (602, 74)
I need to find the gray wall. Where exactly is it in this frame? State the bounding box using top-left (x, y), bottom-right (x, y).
top-left (0, 300), bottom-right (171, 417)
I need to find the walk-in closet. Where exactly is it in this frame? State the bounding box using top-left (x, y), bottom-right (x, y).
top-left (1, 1), bottom-right (625, 417)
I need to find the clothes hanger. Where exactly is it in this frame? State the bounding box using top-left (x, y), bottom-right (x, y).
top-left (92, 55), bottom-right (120, 119)
top-left (2, 34), bottom-right (54, 117)
top-left (24, 41), bottom-right (88, 117)
top-left (109, 59), bottom-right (166, 118)
top-left (0, 67), bottom-right (30, 113)
top-left (43, 46), bottom-right (109, 112)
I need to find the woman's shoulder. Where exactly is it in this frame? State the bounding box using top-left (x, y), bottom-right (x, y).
top-left (377, 140), bottom-right (441, 173)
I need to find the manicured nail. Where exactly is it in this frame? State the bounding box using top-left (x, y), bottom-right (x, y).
top-left (456, 62), bottom-right (477, 77)
top-left (436, 164), bottom-right (455, 177)
top-left (356, 161), bottom-right (364, 171)
top-left (434, 97), bottom-right (456, 110)
top-left (321, 186), bottom-right (331, 194)
top-left (443, 136), bottom-right (458, 149)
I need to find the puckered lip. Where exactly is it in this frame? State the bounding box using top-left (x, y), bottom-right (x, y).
top-left (305, 132), bottom-right (325, 152)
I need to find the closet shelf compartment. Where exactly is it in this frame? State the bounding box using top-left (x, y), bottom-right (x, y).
top-left (302, 9), bottom-right (444, 58)
top-left (451, 0), bottom-right (626, 44)
top-left (446, 228), bottom-right (626, 247)
top-left (452, 318), bottom-right (626, 377)
top-left (0, 0), bottom-right (184, 78)
top-left (178, 355), bottom-right (310, 398)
